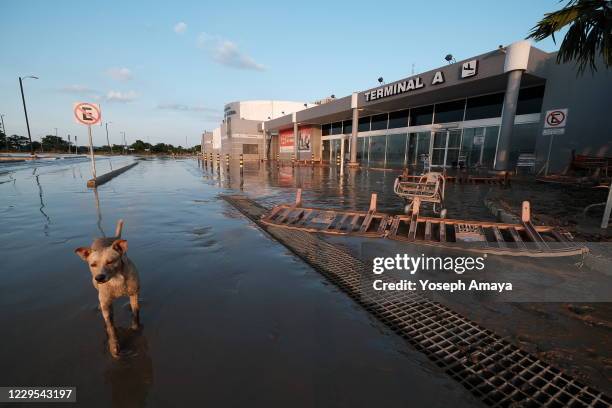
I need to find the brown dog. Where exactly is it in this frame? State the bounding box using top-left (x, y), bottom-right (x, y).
top-left (75, 220), bottom-right (140, 358)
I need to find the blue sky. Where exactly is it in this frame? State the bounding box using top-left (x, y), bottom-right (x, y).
top-left (0, 0), bottom-right (564, 147)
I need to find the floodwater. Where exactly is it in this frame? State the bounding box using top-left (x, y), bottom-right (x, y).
top-left (0, 157), bottom-right (486, 407)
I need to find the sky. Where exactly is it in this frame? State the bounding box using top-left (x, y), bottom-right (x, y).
top-left (0, 0), bottom-right (565, 148)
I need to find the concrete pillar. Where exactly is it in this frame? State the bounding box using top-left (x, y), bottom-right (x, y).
top-left (349, 92), bottom-right (359, 166)
top-left (494, 40), bottom-right (531, 172)
top-left (293, 112), bottom-right (298, 160)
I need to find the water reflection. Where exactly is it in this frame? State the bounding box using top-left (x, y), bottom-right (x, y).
top-left (33, 169), bottom-right (51, 235)
top-left (93, 187), bottom-right (106, 236)
top-left (105, 327), bottom-right (153, 408)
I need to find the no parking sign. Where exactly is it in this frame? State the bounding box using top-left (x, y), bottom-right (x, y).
top-left (543, 109), bottom-right (568, 135)
top-left (73, 102), bottom-right (101, 126)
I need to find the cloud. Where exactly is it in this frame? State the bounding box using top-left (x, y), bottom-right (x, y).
top-left (197, 32), bottom-right (265, 71)
top-left (106, 67), bottom-right (133, 81)
top-left (174, 22), bottom-right (187, 34)
top-left (59, 84), bottom-right (97, 94)
top-left (105, 90), bottom-right (138, 103)
top-left (157, 103), bottom-right (218, 113)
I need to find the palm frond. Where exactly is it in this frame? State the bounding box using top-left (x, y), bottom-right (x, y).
top-left (526, 0), bottom-right (612, 75)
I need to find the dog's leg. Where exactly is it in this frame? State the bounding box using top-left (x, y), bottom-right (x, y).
top-left (100, 298), bottom-right (120, 358)
top-left (129, 294), bottom-right (140, 330)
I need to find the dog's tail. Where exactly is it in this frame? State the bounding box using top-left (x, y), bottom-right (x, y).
top-left (115, 219), bottom-right (124, 238)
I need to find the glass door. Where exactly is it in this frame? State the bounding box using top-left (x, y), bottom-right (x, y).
top-left (430, 129), bottom-right (461, 168)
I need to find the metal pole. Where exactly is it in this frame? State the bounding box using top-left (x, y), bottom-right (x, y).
top-left (75, 135), bottom-right (78, 154)
top-left (340, 136), bottom-right (345, 176)
top-left (601, 181), bottom-right (612, 229)
top-left (0, 114), bottom-right (7, 152)
top-left (105, 122), bottom-right (113, 155)
top-left (544, 133), bottom-right (555, 176)
top-left (19, 77), bottom-right (34, 155)
top-left (87, 125), bottom-right (97, 180)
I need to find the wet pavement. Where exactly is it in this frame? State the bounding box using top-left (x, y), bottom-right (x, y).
top-left (0, 157), bottom-right (485, 407)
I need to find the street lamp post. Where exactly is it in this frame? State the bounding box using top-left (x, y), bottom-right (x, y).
top-left (105, 122), bottom-right (113, 155)
top-left (121, 131), bottom-right (126, 155)
top-left (0, 114), bottom-right (7, 152)
top-left (18, 75), bottom-right (38, 155)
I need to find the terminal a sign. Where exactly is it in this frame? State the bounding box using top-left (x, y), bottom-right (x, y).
top-left (364, 59), bottom-right (478, 103)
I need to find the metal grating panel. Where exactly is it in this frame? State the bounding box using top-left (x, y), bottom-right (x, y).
top-left (222, 195), bottom-right (611, 408)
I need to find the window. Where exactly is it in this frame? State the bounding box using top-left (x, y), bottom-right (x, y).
top-left (369, 135), bottom-right (386, 168)
top-left (465, 93), bottom-right (504, 120)
top-left (407, 132), bottom-right (431, 170)
top-left (343, 120), bottom-right (352, 134)
top-left (388, 109), bottom-right (409, 129)
top-left (370, 114), bottom-right (388, 131)
top-left (409, 105), bottom-right (433, 126)
top-left (434, 99), bottom-right (465, 124)
top-left (386, 134), bottom-right (407, 168)
top-left (358, 116), bottom-right (371, 132)
top-left (242, 144), bottom-right (258, 154)
top-left (357, 136), bottom-right (368, 162)
top-left (517, 86), bottom-right (545, 115)
top-left (322, 124), bottom-right (331, 136)
top-left (331, 122), bottom-right (342, 135)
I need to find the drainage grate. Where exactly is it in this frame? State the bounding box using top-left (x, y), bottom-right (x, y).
top-left (222, 195), bottom-right (611, 408)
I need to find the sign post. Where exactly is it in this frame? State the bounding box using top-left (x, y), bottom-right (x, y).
top-left (74, 102), bottom-right (102, 180)
top-left (542, 108), bottom-right (568, 176)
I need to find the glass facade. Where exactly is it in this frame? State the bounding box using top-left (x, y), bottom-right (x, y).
top-left (369, 135), bottom-right (386, 167)
top-left (358, 116), bottom-right (370, 132)
top-left (318, 86), bottom-right (542, 170)
top-left (517, 86), bottom-right (545, 115)
top-left (331, 122), bottom-right (342, 135)
top-left (433, 100), bottom-right (465, 124)
top-left (356, 136), bottom-right (367, 162)
top-left (465, 93), bottom-right (504, 120)
top-left (322, 124), bottom-right (331, 136)
top-left (386, 134), bottom-right (407, 168)
top-left (371, 114), bottom-right (388, 131)
top-left (343, 120), bottom-right (352, 135)
top-left (388, 109), bottom-right (409, 129)
top-left (410, 105), bottom-right (434, 126)
top-left (508, 122), bottom-right (539, 166)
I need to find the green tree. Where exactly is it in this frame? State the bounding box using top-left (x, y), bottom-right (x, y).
top-left (42, 135), bottom-right (69, 151)
top-left (8, 135), bottom-right (29, 151)
top-left (129, 139), bottom-right (152, 153)
top-left (527, 0), bottom-right (612, 74)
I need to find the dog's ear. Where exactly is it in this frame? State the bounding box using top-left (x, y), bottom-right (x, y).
top-left (112, 239), bottom-right (128, 254)
top-left (75, 247), bottom-right (92, 261)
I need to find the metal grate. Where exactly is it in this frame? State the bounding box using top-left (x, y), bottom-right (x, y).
top-left (222, 195), bottom-right (611, 408)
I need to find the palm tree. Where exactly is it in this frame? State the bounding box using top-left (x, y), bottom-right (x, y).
top-left (527, 0), bottom-right (612, 75)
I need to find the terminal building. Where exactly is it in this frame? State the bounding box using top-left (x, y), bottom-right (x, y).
top-left (202, 100), bottom-right (315, 161)
top-left (260, 40), bottom-right (611, 173)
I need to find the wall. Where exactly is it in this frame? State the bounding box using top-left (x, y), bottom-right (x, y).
top-left (535, 55), bottom-right (612, 173)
